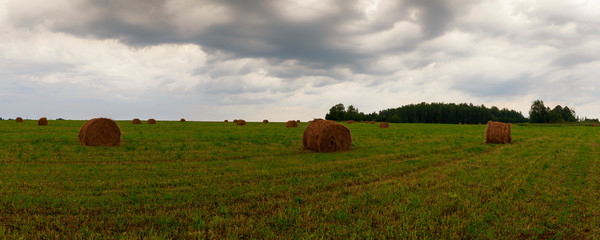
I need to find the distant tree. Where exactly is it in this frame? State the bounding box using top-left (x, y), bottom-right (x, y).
top-left (346, 105), bottom-right (359, 121)
top-left (529, 100), bottom-right (548, 123)
top-left (562, 106), bottom-right (576, 122)
top-left (325, 103), bottom-right (346, 121)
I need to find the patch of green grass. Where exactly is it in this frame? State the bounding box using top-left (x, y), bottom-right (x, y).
top-left (0, 120), bottom-right (599, 238)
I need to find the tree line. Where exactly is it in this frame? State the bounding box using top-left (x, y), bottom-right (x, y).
top-left (326, 102), bottom-right (528, 124)
top-left (528, 100), bottom-right (577, 123)
top-left (325, 100), bottom-right (581, 124)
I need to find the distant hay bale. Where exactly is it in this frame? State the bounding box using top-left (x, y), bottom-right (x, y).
top-left (263, 119), bottom-right (269, 123)
top-left (297, 120), bottom-right (300, 122)
top-left (233, 119), bottom-right (238, 124)
top-left (380, 122), bottom-right (389, 128)
top-left (16, 117), bottom-right (23, 123)
top-left (237, 119), bottom-right (246, 126)
top-left (180, 118), bottom-right (186, 122)
top-left (132, 118), bottom-right (142, 124)
top-left (78, 118), bottom-right (121, 146)
top-left (485, 121), bottom-right (512, 144)
top-left (224, 120), bottom-right (229, 123)
top-left (147, 119), bottom-right (156, 124)
top-left (303, 119), bottom-right (351, 152)
top-left (286, 120), bottom-right (298, 128)
top-left (38, 117), bottom-right (48, 126)
top-left (370, 121), bottom-right (375, 124)
top-left (346, 120), bottom-right (355, 124)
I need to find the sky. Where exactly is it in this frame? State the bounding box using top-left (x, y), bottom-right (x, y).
top-left (1, 0), bottom-right (599, 121)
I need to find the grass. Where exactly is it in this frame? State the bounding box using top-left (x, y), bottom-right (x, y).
top-left (0, 120), bottom-right (599, 239)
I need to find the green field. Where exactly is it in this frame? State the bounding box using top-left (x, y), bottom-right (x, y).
top-left (1, 120), bottom-right (599, 239)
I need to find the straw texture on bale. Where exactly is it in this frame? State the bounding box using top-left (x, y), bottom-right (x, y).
top-left (263, 119), bottom-right (269, 123)
top-left (78, 118), bottom-right (121, 146)
top-left (38, 117), bottom-right (48, 126)
top-left (286, 120), bottom-right (298, 128)
top-left (302, 119), bottom-right (351, 153)
top-left (485, 121), bottom-right (511, 144)
top-left (132, 118), bottom-right (142, 124)
top-left (380, 122), bottom-right (389, 128)
top-left (16, 117), bottom-right (23, 123)
top-left (236, 119), bottom-right (246, 126)
top-left (180, 118), bottom-right (186, 122)
top-left (147, 119), bottom-right (156, 124)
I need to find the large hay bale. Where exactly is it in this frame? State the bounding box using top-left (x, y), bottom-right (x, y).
top-left (180, 118), bottom-right (186, 122)
top-left (38, 117), bottom-right (48, 126)
top-left (263, 119), bottom-right (269, 123)
top-left (237, 119), bottom-right (246, 126)
top-left (132, 118), bottom-right (142, 124)
top-left (485, 121), bottom-right (511, 144)
top-left (286, 120), bottom-right (298, 128)
top-left (78, 118), bottom-right (121, 146)
top-left (302, 119), bottom-right (351, 152)
top-left (16, 117), bottom-right (23, 123)
top-left (380, 122), bottom-right (389, 128)
top-left (147, 119), bottom-right (156, 124)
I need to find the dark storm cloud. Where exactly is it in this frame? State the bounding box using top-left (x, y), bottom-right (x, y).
top-left (9, 0), bottom-right (467, 72)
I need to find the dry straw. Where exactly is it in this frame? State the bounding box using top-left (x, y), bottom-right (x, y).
top-left (132, 118), bottom-right (142, 124)
top-left (16, 117), bottom-right (23, 123)
top-left (78, 118), bottom-right (121, 146)
top-left (180, 118), bottom-right (186, 122)
top-left (147, 119), bottom-right (156, 124)
top-left (485, 121), bottom-right (512, 144)
top-left (38, 117), bottom-right (48, 126)
top-left (263, 119), bottom-right (269, 123)
top-left (286, 120), bottom-right (298, 128)
top-left (237, 119), bottom-right (246, 126)
top-left (380, 122), bottom-right (389, 128)
top-left (302, 119), bottom-right (351, 152)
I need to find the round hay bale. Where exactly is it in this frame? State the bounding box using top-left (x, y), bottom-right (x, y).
top-left (147, 119), bottom-right (156, 124)
top-left (78, 118), bottom-right (121, 146)
top-left (38, 117), bottom-right (48, 126)
top-left (180, 118), bottom-right (186, 122)
top-left (485, 121), bottom-right (511, 144)
top-left (263, 119), bottom-right (269, 123)
top-left (16, 117), bottom-right (23, 123)
top-left (233, 119), bottom-right (239, 124)
top-left (237, 119), bottom-right (246, 126)
top-left (132, 118), bottom-right (142, 124)
top-left (302, 119), bottom-right (351, 152)
top-left (296, 120), bottom-right (300, 123)
top-left (346, 120), bottom-right (355, 124)
top-left (370, 121), bottom-right (375, 124)
top-left (224, 120), bottom-right (229, 123)
top-left (380, 122), bottom-right (389, 128)
top-left (286, 120), bottom-right (298, 128)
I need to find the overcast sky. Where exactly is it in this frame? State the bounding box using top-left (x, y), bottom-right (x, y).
top-left (1, 0), bottom-right (599, 121)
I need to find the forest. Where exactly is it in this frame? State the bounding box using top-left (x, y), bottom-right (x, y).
top-left (325, 100), bottom-right (579, 124)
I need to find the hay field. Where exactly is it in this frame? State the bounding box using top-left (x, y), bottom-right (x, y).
top-left (0, 120), bottom-right (599, 238)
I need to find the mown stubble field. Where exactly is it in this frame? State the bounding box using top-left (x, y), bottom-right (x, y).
top-left (0, 120), bottom-right (599, 239)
